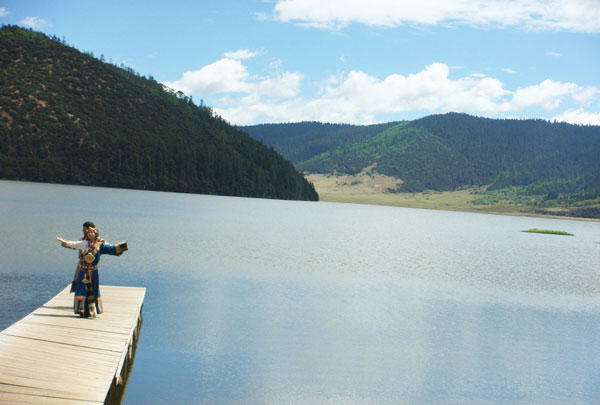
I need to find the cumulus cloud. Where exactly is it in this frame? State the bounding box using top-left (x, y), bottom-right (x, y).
top-left (0, 7), bottom-right (8, 17)
top-left (19, 16), bottom-right (46, 29)
top-left (163, 50), bottom-right (303, 101)
top-left (510, 79), bottom-right (583, 110)
top-left (552, 109), bottom-right (600, 125)
top-left (165, 55), bottom-right (598, 126)
top-left (163, 58), bottom-right (252, 95)
top-left (273, 0), bottom-right (600, 33)
top-left (229, 63), bottom-right (596, 125)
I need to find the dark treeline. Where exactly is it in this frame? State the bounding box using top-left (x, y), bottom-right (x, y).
top-left (0, 25), bottom-right (318, 201)
top-left (242, 113), bottom-right (600, 201)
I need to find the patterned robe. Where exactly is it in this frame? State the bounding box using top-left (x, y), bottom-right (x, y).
top-left (64, 239), bottom-right (120, 317)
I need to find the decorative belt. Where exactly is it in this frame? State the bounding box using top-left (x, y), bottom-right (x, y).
top-left (79, 263), bottom-right (98, 271)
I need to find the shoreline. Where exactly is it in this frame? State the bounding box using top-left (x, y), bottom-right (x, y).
top-left (305, 173), bottom-right (600, 222)
top-left (316, 192), bottom-right (600, 222)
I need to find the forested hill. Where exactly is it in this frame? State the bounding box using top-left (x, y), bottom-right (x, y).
top-left (242, 114), bottom-right (600, 200)
top-left (0, 25), bottom-right (318, 201)
top-left (240, 121), bottom-right (401, 164)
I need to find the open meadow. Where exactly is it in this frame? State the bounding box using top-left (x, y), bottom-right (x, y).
top-left (306, 173), bottom-right (599, 221)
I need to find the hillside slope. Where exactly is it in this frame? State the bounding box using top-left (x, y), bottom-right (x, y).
top-left (243, 114), bottom-right (600, 201)
top-left (240, 121), bottom-right (400, 163)
top-left (0, 25), bottom-right (318, 201)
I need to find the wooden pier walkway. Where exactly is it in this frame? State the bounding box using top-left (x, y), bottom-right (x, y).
top-left (0, 285), bottom-right (145, 404)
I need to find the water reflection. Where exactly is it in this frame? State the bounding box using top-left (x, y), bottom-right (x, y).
top-left (1, 180), bottom-right (600, 404)
top-left (125, 273), bottom-right (600, 403)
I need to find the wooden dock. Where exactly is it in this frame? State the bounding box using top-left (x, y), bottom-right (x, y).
top-left (0, 285), bottom-right (145, 404)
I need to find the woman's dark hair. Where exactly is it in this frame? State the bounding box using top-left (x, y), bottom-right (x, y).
top-left (82, 221), bottom-right (96, 238)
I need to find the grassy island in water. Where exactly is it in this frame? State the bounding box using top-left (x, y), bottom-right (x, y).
top-left (521, 229), bottom-right (574, 236)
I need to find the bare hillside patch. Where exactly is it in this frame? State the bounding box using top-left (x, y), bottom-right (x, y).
top-left (306, 164), bottom-right (402, 195)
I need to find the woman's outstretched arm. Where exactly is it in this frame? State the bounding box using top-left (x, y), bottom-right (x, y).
top-left (56, 235), bottom-right (68, 247)
top-left (56, 236), bottom-right (86, 250)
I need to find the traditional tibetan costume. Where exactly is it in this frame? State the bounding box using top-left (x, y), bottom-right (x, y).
top-left (63, 239), bottom-right (124, 317)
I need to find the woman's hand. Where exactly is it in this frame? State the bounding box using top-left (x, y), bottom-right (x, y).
top-left (56, 236), bottom-right (67, 246)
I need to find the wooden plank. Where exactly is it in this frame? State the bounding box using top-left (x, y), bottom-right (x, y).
top-left (0, 353), bottom-right (116, 378)
top-left (0, 389), bottom-right (102, 405)
top-left (2, 324), bottom-right (129, 352)
top-left (0, 334), bottom-right (122, 362)
top-left (0, 383), bottom-right (104, 404)
top-left (16, 315), bottom-right (133, 335)
top-left (0, 370), bottom-right (109, 401)
top-left (0, 285), bottom-right (145, 404)
top-left (0, 342), bottom-right (119, 374)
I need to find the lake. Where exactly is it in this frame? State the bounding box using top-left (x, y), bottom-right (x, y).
top-left (1, 180), bottom-right (599, 404)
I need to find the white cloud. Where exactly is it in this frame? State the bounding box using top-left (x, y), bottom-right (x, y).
top-left (503, 68), bottom-right (518, 74)
top-left (256, 72), bottom-right (303, 98)
top-left (545, 51), bottom-right (562, 56)
top-left (552, 109), bottom-right (600, 125)
top-left (163, 52), bottom-right (302, 101)
top-left (214, 62), bottom-right (509, 124)
top-left (304, 64), bottom-right (514, 120)
top-left (166, 56), bottom-right (598, 126)
top-left (19, 16), bottom-right (46, 29)
top-left (163, 58), bottom-right (252, 95)
top-left (510, 79), bottom-right (584, 110)
top-left (273, 0), bottom-right (600, 33)
top-left (0, 7), bottom-right (8, 17)
top-left (223, 49), bottom-right (260, 60)
top-left (572, 87), bottom-right (598, 104)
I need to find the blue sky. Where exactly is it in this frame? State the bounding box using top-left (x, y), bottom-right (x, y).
top-left (2, 0), bottom-right (599, 125)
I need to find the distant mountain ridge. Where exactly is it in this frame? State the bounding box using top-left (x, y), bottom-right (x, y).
top-left (242, 114), bottom-right (600, 201)
top-left (0, 25), bottom-right (318, 201)
top-left (238, 121), bottom-right (401, 164)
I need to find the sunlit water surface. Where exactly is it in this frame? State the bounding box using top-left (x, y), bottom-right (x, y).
top-left (1, 180), bottom-right (599, 404)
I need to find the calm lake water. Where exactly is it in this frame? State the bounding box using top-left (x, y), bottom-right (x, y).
top-left (1, 180), bottom-right (600, 404)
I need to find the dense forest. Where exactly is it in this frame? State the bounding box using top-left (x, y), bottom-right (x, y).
top-left (0, 25), bottom-right (318, 201)
top-left (243, 114), bottom-right (600, 214)
top-left (239, 121), bottom-right (400, 164)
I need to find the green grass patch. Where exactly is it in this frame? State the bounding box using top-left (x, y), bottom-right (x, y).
top-left (522, 228), bottom-right (574, 236)
top-left (470, 186), bottom-right (544, 206)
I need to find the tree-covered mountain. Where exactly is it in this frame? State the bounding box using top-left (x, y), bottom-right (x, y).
top-left (242, 114), bottom-right (600, 202)
top-left (0, 25), bottom-right (318, 201)
top-left (240, 121), bottom-right (400, 164)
